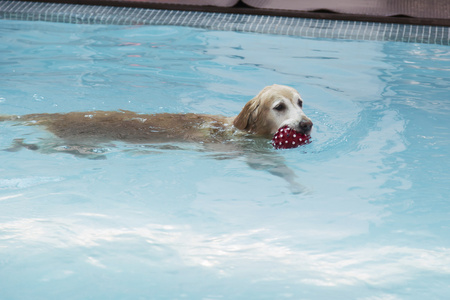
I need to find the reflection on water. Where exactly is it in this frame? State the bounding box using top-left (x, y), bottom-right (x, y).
top-left (1, 20), bottom-right (450, 299)
top-left (2, 214), bottom-right (450, 291)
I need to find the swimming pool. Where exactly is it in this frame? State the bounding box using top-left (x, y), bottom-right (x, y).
top-left (1, 5), bottom-right (450, 300)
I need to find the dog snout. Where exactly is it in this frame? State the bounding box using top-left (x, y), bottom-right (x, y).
top-left (299, 119), bottom-right (313, 135)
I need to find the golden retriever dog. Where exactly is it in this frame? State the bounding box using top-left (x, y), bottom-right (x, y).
top-left (1, 84), bottom-right (312, 145)
top-left (1, 84), bottom-right (313, 193)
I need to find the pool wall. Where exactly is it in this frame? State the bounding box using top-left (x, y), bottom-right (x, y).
top-left (1, 0), bottom-right (449, 45)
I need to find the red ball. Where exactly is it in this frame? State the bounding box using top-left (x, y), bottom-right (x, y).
top-left (272, 126), bottom-right (311, 149)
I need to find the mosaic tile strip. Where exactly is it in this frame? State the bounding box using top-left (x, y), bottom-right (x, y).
top-left (0, 1), bottom-right (449, 45)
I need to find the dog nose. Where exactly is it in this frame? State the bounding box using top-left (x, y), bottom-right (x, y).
top-left (299, 119), bottom-right (313, 134)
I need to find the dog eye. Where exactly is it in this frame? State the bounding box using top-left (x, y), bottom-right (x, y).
top-left (274, 103), bottom-right (286, 111)
top-left (298, 99), bottom-right (303, 108)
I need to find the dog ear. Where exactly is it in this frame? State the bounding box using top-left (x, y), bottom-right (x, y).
top-left (233, 96), bottom-right (260, 132)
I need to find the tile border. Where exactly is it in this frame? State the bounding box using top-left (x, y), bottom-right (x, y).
top-left (1, 1), bottom-right (449, 45)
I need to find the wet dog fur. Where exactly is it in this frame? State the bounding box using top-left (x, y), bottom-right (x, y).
top-left (1, 84), bottom-right (313, 193)
top-left (1, 84), bottom-right (312, 145)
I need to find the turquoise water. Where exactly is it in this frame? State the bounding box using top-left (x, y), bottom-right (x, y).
top-left (1, 19), bottom-right (450, 299)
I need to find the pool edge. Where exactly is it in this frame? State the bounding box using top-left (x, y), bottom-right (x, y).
top-left (1, 0), bottom-right (449, 45)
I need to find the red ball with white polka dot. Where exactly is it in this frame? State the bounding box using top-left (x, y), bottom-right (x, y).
top-left (271, 126), bottom-right (311, 149)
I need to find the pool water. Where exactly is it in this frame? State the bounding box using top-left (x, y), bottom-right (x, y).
top-left (1, 19), bottom-right (450, 299)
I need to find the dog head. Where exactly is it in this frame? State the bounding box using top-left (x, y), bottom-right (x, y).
top-left (233, 84), bottom-right (313, 137)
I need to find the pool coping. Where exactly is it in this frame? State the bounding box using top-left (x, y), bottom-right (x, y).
top-left (1, 0), bottom-right (449, 45)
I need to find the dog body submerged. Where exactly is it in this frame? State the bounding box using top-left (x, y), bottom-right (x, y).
top-left (1, 85), bottom-right (313, 193)
top-left (1, 85), bottom-right (312, 146)
top-left (8, 110), bottom-right (236, 144)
